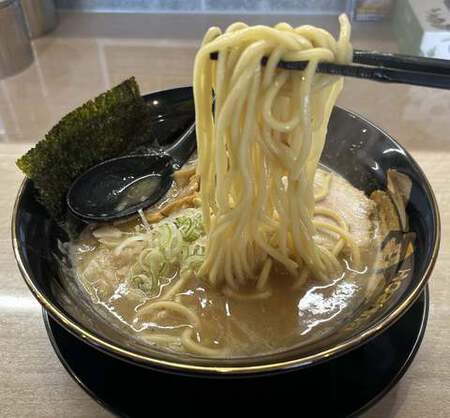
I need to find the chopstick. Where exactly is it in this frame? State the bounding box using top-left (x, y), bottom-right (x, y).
top-left (279, 61), bottom-right (450, 90)
top-left (209, 50), bottom-right (450, 90)
top-left (352, 49), bottom-right (450, 75)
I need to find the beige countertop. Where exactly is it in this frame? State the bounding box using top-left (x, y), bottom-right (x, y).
top-left (1, 12), bottom-right (449, 418)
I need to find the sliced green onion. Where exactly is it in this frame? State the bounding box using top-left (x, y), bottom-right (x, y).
top-left (174, 210), bottom-right (204, 242)
top-left (132, 208), bottom-right (207, 282)
top-left (129, 274), bottom-right (156, 295)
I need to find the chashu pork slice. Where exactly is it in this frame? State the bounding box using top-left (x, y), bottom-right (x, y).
top-left (313, 168), bottom-right (378, 252)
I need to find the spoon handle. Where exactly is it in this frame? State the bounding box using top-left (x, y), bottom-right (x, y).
top-left (163, 122), bottom-right (196, 169)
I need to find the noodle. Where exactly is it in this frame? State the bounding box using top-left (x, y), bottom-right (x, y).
top-left (256, 258), bottom-right (273, 291)
top-left (194, 14), bottom-right (355, 288)
top-left (159, 271), bottom-right (193, 301)
top-left (137, 301), bottom-right (201, 328)
top-left (181, 329), bottom-right (225, 356)
top-left (314, 172), bottom-right (332, 202)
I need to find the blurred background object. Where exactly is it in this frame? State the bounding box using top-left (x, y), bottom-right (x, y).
top-left (393, 0), bottom-right (450, 59)
top-left (20, 0), bottom-right (58, 39)
top-left (54, 0), bottom-right (392, 18)
top-left (54, 0), bottom-right (348, 14)
top-left (346, 0), bottom-right (394, 21)
top-left (0, 0), bottom-right (33, 79)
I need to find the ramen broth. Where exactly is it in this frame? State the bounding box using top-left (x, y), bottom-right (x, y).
top-left (70, 168), bottom-right (384, 357)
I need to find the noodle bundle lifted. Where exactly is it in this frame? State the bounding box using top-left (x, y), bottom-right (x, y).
top-left (194, 15), bottom-right (358, 290)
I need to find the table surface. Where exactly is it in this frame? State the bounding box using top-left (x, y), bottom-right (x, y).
top-left (1, 12), bottom-right (449, 418)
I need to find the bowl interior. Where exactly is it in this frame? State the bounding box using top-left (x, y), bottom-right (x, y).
top-left (13, 87), bottom-right (439, 374)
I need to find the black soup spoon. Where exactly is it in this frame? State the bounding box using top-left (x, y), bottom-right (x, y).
top-left (67, 122), bottom-right (196, 223)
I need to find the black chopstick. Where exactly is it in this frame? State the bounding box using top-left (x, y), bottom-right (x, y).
top-left (279, 61), bottom-right (450, 90)
top-left (331, 63), bottom-right (450, 90)
top-left (209, 50), bottom-right (450, 90)
top-left (353, 49), bottom-right (450, 75)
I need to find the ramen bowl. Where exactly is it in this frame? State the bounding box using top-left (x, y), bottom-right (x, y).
top-left (12, 87), bottom-right (440, 376)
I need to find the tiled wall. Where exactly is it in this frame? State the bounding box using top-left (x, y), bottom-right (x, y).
top-left (56, 0), bottom-right (348, 14)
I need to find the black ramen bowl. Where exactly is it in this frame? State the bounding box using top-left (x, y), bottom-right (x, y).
top-left (12, 87), bottom-right (440, 376)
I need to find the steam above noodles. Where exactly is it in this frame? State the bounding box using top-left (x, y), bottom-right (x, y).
top-left (194, 14), bottom-right (359, 290)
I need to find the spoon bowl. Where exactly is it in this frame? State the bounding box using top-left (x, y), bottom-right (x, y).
top-left (67, 154), bottom-right (173, 222)
top-left (66, 119), bottom-right (196, 222)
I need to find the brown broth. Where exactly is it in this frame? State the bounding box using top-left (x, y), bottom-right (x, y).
top-left (70, 168), bottom-right (384, 357)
